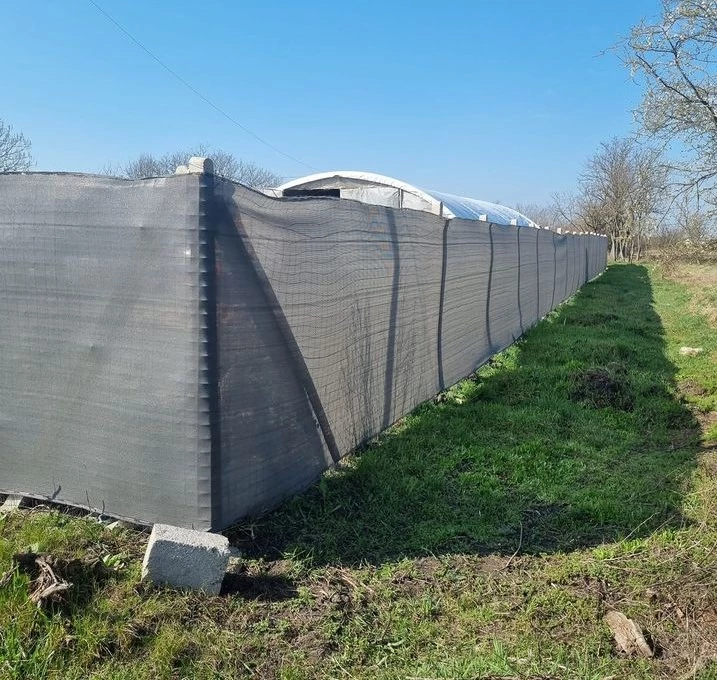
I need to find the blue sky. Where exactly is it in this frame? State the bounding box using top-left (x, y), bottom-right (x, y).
top-left (2, 0), bottom-right (660, 204)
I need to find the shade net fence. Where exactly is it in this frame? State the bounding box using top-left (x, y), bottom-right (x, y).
top-left (0, 171), bottom-right (607, 530)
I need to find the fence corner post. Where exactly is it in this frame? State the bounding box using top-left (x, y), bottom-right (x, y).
top-left (175, 156), bottom-right (215, 176)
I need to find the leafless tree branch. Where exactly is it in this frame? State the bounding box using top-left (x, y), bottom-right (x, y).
top-left (0, 119), bottom-right (33, 172)
top-left (623, 0), bottom-right (717, 210)
top-left (555, 138), bottom-right (667, 260)
top-left (107, 144), bottom-right (283, 187)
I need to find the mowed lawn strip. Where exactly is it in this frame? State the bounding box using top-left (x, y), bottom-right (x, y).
top-left (0, 262), bottom-right (715, 679)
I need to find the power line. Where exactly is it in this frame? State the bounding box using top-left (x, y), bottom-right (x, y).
top-left (87, 0), bottom-right (315, 170)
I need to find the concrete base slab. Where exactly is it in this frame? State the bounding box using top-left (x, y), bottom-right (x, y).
top-left (141, 523), bottom-right (230, 594)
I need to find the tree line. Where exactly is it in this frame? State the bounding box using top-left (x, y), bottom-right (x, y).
top-left (100, 144), bottom-right (283, 187)
top-left (0, 122), bottom-right (281, 188)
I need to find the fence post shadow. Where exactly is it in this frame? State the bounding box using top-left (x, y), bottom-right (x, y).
top-left (232, 264), bottom-right (700, 567)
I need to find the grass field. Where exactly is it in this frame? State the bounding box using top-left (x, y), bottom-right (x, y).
top-left (1, 263), bottom-right (716, 679)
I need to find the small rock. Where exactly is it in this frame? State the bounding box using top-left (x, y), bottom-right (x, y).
top-left (105, 520), bottom-right (136, 531)
top-left (604, 609), bottom-right (654, 658)
top-left (226, 546), bottom-right (244, 571)
top-left (680, 347), bottom-right (704, 356)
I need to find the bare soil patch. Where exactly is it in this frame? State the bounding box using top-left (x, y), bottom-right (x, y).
top-left (569, 362), bottom-right (634, 411)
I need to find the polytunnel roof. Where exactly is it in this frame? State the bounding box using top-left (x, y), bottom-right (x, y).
top-left (427, 190), bottom-right (538, 227)
top-left (277, 171), bottom-right (539, 227)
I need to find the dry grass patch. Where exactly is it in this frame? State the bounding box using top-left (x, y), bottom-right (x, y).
top-left (663, 263), bottom-right (717, 328)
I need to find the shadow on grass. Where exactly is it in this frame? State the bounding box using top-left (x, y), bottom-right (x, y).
top-left (221, 571), bottom-right (298, 601)
top-left (230, 265), bottom-right (701, 566)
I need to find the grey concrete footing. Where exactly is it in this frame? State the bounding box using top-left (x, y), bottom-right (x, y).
top-left (174, 156), bottom-right (214, 176)
top-left (0, 494), bottom-right (24, 513)
top-left (141, 523), bottom-right (230, 594)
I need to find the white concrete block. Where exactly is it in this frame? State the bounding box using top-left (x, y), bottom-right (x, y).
top-left (0, 494), bottom-right (23, 513)
top-left (186, 157), bottom-right (214, 175)
top-left (141, 523), bottom-right (230, 594)
top-left (174, 157), bottom-right (214, 176)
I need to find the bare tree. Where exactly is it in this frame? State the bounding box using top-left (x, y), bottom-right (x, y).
top-left (651, 189), bottom-right (717, 268)
top-left (674, 191), bottom-right (712, 243)
top-left (110, 144), bottom-right (283, 187)
top-left (118, 153), bottom-right (166, 179)
top-left (513, 202), bottom-right (565, 229)
top-left (551, 192), bottom-right (585, 233)
top-left (0, 118), bottom-right (32, 172)
top-left (556, 138), bottom-right (666, 260)
top-left (624, 0), bottom-right (717, 207)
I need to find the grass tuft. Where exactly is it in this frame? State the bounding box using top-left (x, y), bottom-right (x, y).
top-left (569, 361), bottom-right (634, 411)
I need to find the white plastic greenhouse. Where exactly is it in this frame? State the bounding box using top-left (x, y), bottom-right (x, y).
top-left (275, 171), bottom-right (539, 227)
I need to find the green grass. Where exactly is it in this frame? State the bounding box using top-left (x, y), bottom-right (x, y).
top-left (1, 263), bottom-right (716, 679)
top-left (236, 264), bottom-right (705, 564)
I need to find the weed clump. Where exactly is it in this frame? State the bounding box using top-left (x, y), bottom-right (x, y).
top-left (569, 362), bottom-right (634, 411)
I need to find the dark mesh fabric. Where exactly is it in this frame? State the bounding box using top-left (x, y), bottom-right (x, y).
top-left (0, 173), bottom-right (211, 529)
top-left (0, 172), bottom-right (607, 529)
top-left (212, 181), bottom-right (606, 526)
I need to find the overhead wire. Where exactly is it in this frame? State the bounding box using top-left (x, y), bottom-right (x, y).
top-left (87, 0), bottom-right (315, 171)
